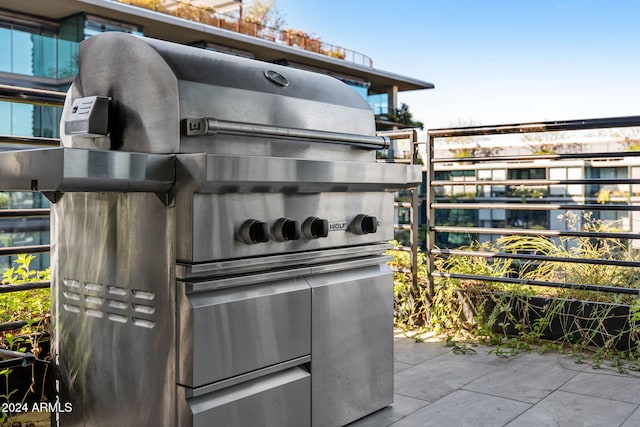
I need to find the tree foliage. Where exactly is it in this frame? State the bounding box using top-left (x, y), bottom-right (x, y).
top-left (388, 103), bottom-right (424, 129)
top-left (521, 131), bottom-right (580, 155)
top-left (244, 0), bottom-right (286, 30)
top-left (442, 119), bottom-right (501, 158)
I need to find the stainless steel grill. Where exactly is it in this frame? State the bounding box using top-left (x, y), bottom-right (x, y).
top-left (0, 33), bottom-right (420, 426)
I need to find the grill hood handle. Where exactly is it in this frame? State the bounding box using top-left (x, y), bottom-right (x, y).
top-left (183, 117), bottom-right (390, 150)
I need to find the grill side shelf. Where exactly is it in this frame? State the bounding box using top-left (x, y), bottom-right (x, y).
top-left (0, 147), bottom-right (175, 196)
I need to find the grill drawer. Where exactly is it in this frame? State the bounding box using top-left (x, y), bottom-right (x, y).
top-left (179, 366), bottom-right (310, 427)
top-left (177, 276), bottom-right (310, 388)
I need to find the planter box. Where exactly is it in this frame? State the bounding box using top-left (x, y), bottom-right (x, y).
top-left (0, 334), bottom-right (53, 405)
top-left (477, 292), bottom-right (636, 351)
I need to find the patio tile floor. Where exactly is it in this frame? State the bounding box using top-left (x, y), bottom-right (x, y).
top-left (350, 334), bottom-right (640, 427)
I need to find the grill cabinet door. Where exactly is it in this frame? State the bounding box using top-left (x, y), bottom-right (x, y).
top-left (177, 276), bottom-right (311, 387)
top-left (308, 263), bottom-right (394, 427)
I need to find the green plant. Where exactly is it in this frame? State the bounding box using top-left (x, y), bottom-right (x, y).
top-left (386, 103), bottom-right (424, 129)
top-left (0, 255), bottom-right (51, 422)
top-left (328, 48), bottom-right (345, 59)
top-left (1, 254), bottom-right (50, 336)
top-left (596, 188), bottom-right (611, 204)
top-left (387, 242), bottom-right (429, 330)
top-left (0, 193), bottom-right (10, 209)
top-left (453, 149), bottom-right (473, 159)
top-left (623, 136), bottom-right (640, 151)
top-left (2, 254), bottom-right (49, 284)
top-left (631, 299), bottom-right (640, 323)
top-left (408, 210), bottom-right (640, 369)
top-left (521, 131), bottom-right (580, 155)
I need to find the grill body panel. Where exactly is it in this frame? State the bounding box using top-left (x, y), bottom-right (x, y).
top-left (0, 32), bottom-right (421, 426)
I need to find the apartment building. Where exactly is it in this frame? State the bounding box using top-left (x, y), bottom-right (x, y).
top-left (431, 136), bottom-right (640, 251)
top-left (0, 0), bottom-right (434, 270)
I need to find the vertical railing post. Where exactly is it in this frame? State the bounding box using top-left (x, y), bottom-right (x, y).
top-left (409, 130), bottom-right (420, 294)
top-left (425, 131), bottom-right (436, 299)
top-left (377, 129), bottom-right (421, 296)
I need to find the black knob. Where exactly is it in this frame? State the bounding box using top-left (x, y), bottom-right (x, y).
top-left (273, 218), bottom-right (300, 241)
top-left (302, 217), bottom-right (329, 239)
top-left (352, 214), bottom-right (378, 235)
top-left (240, 219), bottom-right (270, 244)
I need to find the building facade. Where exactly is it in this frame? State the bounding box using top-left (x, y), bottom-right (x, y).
top-left (432, 136), bottom-right (640, 252)
top-left (0, 0), bottom-right (433, 140)
top-left (0, 0), bottom-right (433, 271)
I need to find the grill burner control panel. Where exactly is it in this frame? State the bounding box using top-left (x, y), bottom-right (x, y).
top-left (186, 174), bottom-right (396, 261)
top-left (238, 214), bottom-right (379, 244)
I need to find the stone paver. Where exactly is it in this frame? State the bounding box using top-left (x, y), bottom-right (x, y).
top-left (621, 407), bottom-right (640, 427)
top-left (354, 336), bottom-right (640, 427)
top-left (394, 353), bottom-right (501, 402)
top-left (393, 336), bottom-right (451, 365)
top-left (463, 351), bottom-right (582, 403)
top-left (393, 361), bottom-right (414, 374)
top-left (560, 371), bottom-right (640, 404)
top-left (390, 390), bottom-right (530, 427)
top-left (505, 390), bottom-right (637, 427)
top-left (348, 394), bottom-right (430, 427)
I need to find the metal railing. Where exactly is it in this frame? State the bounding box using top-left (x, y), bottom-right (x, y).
top-left (6, 82), bottom-right (639, 337)
top-left (115, 0), bottom-right (374, 67)
top-left (377, 129), bottom-right (420, 293)
top-left (425, 116), bottom-right (640, 301)
top-left (0, 86), bottom-right (62, 333)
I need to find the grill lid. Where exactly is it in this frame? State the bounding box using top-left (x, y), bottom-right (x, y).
top-left (61, 32), bottom-right (383, 156)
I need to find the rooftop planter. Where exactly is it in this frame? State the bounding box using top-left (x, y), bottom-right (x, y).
top-left (394, 222), bottom-right (640, 370)
top-left (116, 0), bottom-right (373, 67)
top-left (1, 254), bottom-right (52, 422)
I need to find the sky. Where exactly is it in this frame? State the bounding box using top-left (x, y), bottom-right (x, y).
top-left (274, 0), bottom-right (640, 129)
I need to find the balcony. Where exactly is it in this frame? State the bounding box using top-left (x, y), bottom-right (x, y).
top-left (115, 0), bottom-right (374, 67)
top-left (353, 334), bottom-right (640, 426)
top-left (2, 89), bottom-right (640, 426)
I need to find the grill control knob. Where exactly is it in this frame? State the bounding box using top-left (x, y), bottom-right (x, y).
top-left (273, 218), bottom-right (300, 241)
top-left (302, 217), bottom-right (329, 239)
top-left (352, 214), bottom-right (378, 235)
top-left (240, 219), bottom-right (270, 244)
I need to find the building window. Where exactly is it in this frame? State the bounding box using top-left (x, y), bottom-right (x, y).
top-left (507, 168), bottom-right (547, 197)
top-left (367, 93), bottom-right (388, 115)
top-left (191, 40), bottom-right (254, 58)
top-left (434, 170), bottom-right (476, 197)
top-left (478, 168), bottom-right (506, 197)
top-left (0, 25), bottom-right (65, 78)
top-left (84, 16), bottom-right (143, 39)
top-left (398, 207), bottom-right (410, 224)
top-left (585, 166), bottom-right (628, 198)
top-left (591, 208), bottom-right (630, 231)
top-left (0, 101), bottom-right (62, 138)
top-left (0, 192), bottom-right (50, 273)
top-left (507, 168), bottom-right (545, 180)
top-left (346, 81), bottom-right (368, 100)
top-left (507, 210), bottom-right (548, 229)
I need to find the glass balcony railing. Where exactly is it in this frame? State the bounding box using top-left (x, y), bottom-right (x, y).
top-left (115, 0), bottom-right (374, 68)
top-left (0, 27), bottom-right (78, 80)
